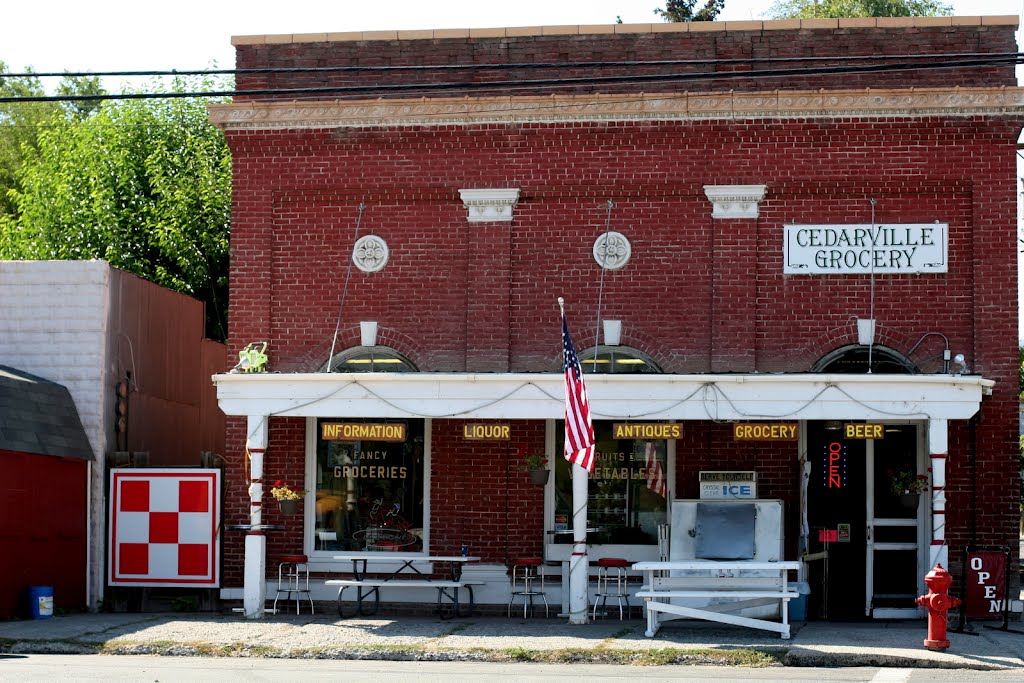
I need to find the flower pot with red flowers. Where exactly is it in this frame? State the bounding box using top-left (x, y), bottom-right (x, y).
top-left (521, 449), bottom-right (550, 485)
top-left (270, 480), bottom-right (305, 514)
top-left (886, 468), bottom-right (928, 510)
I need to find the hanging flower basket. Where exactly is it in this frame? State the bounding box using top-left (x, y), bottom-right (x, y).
top-left (529, 469), bottom-right (550, 486)
top-left (520, 448), bottom-right (549, 485)
top-left (899, 493), bottom-right (920, 511)
top-left (270, 481), bottom-right (305, 515)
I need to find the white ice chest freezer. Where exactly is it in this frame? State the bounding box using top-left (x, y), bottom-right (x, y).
top-left (662, 499), bottom-right (790, 622)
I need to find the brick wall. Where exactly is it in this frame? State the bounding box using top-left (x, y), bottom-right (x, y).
top-left (220, 113), bottom-right (1021, 585)
top-left (219, 20), bottom-right (1022, 588)
top-left (234, 22), bottom-right (1018, 99)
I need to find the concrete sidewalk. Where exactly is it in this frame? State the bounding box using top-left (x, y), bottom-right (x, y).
top-left (0, 613), bottom-right (1022, 669)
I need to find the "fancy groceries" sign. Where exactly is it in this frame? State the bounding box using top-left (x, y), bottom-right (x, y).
top-left (784, 223), bottom-right (947, 275)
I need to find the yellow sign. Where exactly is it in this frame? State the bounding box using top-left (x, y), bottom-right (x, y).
top-left (844, 423), bottom-right (884, 439)
top-left (732, 423), bottom-right (798, 441)
top-left (612, 423), bottom-right (681, 440)
top-left (462, 424), bottom-right (511, 440)
top-left (321, 422), bottom-right (407, 442)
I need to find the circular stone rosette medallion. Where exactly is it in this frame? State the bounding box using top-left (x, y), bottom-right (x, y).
top-left (593, 231), bottom-right (631, 270)
top-left (352, 235), bottom-right (389, 272)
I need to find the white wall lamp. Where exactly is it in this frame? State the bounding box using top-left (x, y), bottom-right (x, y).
top-left (857, 318), bottom-right (875, 346)
top-left (603, 319), bottom-right (622, 346)
top-left (360, 321), bottom-right (378, 347)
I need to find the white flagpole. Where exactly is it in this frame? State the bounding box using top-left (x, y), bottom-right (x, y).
top-left (559, 296), bottom-right (590, 625)
top-left (569, 460), bottom-right (590, 624)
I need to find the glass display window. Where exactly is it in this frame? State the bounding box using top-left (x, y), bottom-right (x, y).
top-left (552, 421), bottom-right (669, 548)
top-left (311, 418), bottom-right (426, 555)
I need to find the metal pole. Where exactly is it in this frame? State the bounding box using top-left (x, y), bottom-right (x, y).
top-left (569, 462), bottom-right (590, 624)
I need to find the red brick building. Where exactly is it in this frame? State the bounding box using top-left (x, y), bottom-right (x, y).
top-left (211, 16), bottom-right (1022, 621)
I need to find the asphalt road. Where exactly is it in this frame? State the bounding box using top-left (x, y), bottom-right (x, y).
top-left (4, 656), bottom-right (1024, 683)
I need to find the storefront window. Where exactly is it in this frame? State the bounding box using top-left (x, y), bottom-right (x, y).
top-left (578, 345), bottom-right (660, 374)
top-left (313, 418), bottom-right (425, 554)
top-left (328, 347), bottom-right (415, 373)
top-left (553, 421), bottom-right (669, 546)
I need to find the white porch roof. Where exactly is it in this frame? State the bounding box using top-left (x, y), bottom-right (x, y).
top-left (212, 372), bottom-right (993, 422)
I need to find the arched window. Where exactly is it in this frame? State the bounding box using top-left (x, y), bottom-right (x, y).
top-left (577, 345), bottom-right (662, 374)
top-left (310, 345), bottom-right (423, 558)
top-left (813, 345), bottom-right (916, 374)
top-left (324, 346), bottom-right (417, 373)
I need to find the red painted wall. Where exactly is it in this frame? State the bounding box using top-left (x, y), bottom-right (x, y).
top-left (0, 451), bottom-right (87, 618)
top-left (219, 23), bottom-right (1022, 587)
top-left (110, 269), bottom-right (226, 467)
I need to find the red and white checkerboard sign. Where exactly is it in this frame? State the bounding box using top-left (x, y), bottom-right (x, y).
top-left (108, 469), bottom-right (221, 587)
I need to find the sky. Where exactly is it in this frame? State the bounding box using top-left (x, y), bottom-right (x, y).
top-left (2, 0), bottom-right (1024, 336)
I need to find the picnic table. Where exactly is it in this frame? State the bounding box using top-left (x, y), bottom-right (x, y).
top-left (327, 554), bottom-right (480, 619)
top-left (632, 560), bottom-right (801, 638)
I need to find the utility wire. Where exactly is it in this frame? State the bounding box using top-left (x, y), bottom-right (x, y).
top-left (0, 53), bottom-right (1021, 104)
top-left (2, 51), bottom-right (1020, 79)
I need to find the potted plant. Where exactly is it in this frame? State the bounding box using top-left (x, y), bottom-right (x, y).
top-left (521, 449), bottom-right (549, 485)
top-left (887, 468), bottom-right (928, 510)
top-left (271, 480), bottom-right (305, 514)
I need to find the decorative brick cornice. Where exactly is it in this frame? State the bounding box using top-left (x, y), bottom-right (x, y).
top-left (704, 185), bottom-right (768, 219)
top-left (230, 15), bottom-right (1018, 46)
top-left (458, 188), bottom-right (520, 222)
top-left (209, 87), bottom-right (1024, 131)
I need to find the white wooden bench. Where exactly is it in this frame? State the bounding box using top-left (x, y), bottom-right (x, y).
top-left (325, 578), bottom-right (480, 619)
top-left (632, 560), bottom-right (801, 639)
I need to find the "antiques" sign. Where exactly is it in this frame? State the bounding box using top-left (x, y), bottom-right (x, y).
top-left (612, 423), bottom-right (681, 439)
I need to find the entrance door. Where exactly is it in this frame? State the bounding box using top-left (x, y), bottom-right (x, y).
top-left (866, 424), bottom-right (922, 618)
top-left (806, 422), bottom-right (866, 620)
top-left (805, 422), bottom-right (922, 620)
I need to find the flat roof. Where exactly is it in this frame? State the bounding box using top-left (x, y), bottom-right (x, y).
top-left (232, 15), bottom-right (1019, 46)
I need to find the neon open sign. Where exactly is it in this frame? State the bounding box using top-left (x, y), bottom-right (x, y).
top-left (823, 441), bottom-right (847, 489)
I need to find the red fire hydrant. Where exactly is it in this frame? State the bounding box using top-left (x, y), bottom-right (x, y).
top-left (915, 563), bottom-right (960, 651)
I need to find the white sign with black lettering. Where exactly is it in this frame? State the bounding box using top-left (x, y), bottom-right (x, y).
top-left (784, 224), bottom-right (948, 274)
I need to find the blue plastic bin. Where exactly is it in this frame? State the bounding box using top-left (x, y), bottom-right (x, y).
top-left (790, 594), bottom-right (807, 621)
top-left (28, 586), bottom-right (53, 619)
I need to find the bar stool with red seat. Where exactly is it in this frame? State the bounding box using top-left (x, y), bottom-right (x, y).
top-left (273, 554), bottom-right (314, 615)
top-left (592, 557), bottom-right (632, 620)
top-left (508, 557), bottom-right (548, 618)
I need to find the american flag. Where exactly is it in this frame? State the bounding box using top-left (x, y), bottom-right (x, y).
top-left (562, 312), bottom-right (596, 473)
top-left (644, 441), bottom-right (667, 498)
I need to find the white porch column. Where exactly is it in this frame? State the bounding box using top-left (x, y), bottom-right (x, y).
top-left (243, 415), bottom-right (269, 619)
top-left (927, 419), bottom-right (948, 570)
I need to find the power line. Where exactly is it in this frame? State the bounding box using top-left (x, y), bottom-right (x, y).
top-left (0, 53), bottom-right (1021, 104)
top-left (2, 51), bottom-right (1020, 79)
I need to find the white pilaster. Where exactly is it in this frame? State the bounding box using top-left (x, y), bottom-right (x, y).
top-left (243, 415), bottom-right (269, 619)
top-left (928, 419), bottom-right (948, 569)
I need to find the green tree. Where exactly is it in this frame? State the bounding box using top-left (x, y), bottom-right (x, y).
top-left (0, 62), bottom-right (103, 217)
top-left (0, 76), bottom-right (231, 339)
top-left (655, 0), bottom-right (726, 22)
top-left (767, 0), bottom-right (952, 19)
